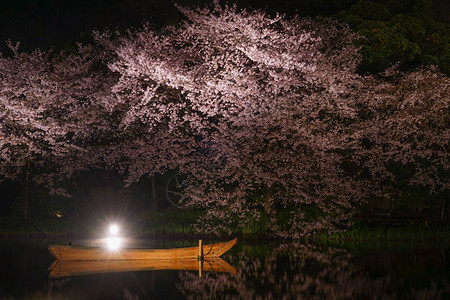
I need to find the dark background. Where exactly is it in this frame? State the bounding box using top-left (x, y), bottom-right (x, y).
top-left (0, 0), bottom-right (448, 53)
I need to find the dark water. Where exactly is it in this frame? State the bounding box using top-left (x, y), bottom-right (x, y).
top-left (0, 239), bottom-right (449, 299)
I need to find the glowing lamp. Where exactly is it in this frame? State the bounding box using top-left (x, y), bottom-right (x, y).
top-left (109, 224), bottom-right (119, 235)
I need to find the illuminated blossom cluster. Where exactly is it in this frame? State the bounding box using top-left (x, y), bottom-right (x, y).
top-left (352, 67), bottom-right (449, 200)
top-left (0, 42), bottom-right (114, 191)
top-left (96, 2), bottom-right (369, 235)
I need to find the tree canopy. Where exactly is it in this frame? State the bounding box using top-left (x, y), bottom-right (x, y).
top-left (0, 2), bottom-right (448, 234)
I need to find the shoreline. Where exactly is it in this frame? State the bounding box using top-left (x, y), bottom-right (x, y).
top-left (1, 225), bottom-right (449, 243)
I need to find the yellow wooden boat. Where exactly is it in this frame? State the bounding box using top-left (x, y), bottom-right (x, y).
top-left (48, 257), bottom-right (236, 278)
top-left (49, 238), bottom-right (237, 261)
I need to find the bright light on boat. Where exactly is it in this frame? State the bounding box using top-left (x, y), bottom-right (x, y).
top-left (106, 237), bottom-right (121, 250)
top-left (109, 224), bottom-right (119, 235)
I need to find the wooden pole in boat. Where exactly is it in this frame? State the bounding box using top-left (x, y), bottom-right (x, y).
top-left (198, 240), bottom-right (203, 277)
top-left (198, 240), bottom-right (203, 259)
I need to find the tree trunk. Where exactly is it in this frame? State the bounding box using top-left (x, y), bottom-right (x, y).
top-left (263, 185), bottom-right (273, 217)
top-left (23, 160), bottom-right (31, 222)
top-left (150, 175), bottom-right (158, 211)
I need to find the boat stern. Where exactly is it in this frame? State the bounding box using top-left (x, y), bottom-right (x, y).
top-left (48, 245), bottom-right (59, 260)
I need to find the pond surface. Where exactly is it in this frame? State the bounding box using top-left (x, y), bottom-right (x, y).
top-left (0, 238), bottom-right (449, 299)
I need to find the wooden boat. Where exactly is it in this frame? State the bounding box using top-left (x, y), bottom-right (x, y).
top-left (49, 238), bottom-right (237, 261)
top-left (48, 257), bottom-right (236, 278)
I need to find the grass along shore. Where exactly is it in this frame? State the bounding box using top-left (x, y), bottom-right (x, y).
top-left (1, 208), bottom-right (449, 242)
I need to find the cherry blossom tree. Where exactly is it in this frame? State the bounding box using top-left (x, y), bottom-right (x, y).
top-left (1, 1), bottom-right (446, 233)
top-left (0, 42), bottom-right (115, 220)
top-left (95, 1), bottom-right (370, 236)
top-left (348, 67), bottom-right (449, 215)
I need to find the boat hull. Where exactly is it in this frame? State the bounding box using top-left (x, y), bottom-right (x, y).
top-left (49, 238), bottom-right (237, 261)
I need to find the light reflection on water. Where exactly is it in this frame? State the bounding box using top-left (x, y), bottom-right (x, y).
top-left (0, 239), bottom-right (449, 299)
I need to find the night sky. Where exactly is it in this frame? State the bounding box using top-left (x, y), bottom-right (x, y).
top-left (0, 0), bottom-right (183, 54)
top-left (1, 0), bottom-right (447, 55)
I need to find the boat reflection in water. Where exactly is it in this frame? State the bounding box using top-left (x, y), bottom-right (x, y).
top-left (48, 257), bottom-right (236, 278)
